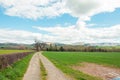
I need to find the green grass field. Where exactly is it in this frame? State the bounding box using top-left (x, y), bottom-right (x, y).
top-left (43, 52), bottom-right (120, 80)
top-left (0, 50), bottom-right (34, 54)
top-left (0, 53), bottom-right (33, 80)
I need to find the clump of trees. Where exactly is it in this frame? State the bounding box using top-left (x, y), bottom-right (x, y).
top-left (34, 40), bottom-right (120, 52)
top-left (45, 45), bottom-right (120, 52)
top-left (44, 43), bottom-right (64, 51)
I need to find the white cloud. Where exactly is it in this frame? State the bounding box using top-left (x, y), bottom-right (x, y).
top-left (0, 28), bottom-right (56, 44)
top-left (0, 0), bottom-right (120, 44)
top-left (34, 22), bottom-right (120, 43)
top-left (65, 0), bottom-right (120, 21)
top-left (0, 0), bottom-right (67, 19)
top-left (0, 24), bottom-right (120, 44)
top-left (1, 0), bottom-right (120, 20)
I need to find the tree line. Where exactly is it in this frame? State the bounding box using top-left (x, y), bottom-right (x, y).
top-left (34, 41), bottom-right (120, 52)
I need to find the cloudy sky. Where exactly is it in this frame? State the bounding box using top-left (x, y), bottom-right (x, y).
top-left (0, 0), bottom-right (120, 44)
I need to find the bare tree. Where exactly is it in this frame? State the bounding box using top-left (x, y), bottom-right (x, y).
top-left (34, 39), bottom-right (46, 51)
top-left (39, 42), bottom-right (46, 50)
top-left (34, 39), bottom-right (39, 51)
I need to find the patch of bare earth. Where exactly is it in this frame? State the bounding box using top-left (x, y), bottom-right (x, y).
top-left (72, 62), bottom-right (120, 80)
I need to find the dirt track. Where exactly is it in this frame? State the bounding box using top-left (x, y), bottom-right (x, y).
top-left (23, 52), bottom-right (71, 80)
top-left (23, 53), bottom-right (41, 80)
top-left (39, 52), bottom-right (71, 80)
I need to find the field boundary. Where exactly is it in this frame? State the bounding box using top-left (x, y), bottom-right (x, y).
top-left (0, 52), bottom-right (34, 69)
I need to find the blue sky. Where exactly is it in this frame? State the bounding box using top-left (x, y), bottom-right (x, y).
top-left (0, 10), bottom-right (78, 32)
top-left (0, 0), bottom-right (120, 44)
top-left (0, 8), bottom-right (120, 31)
top-left (87, 8), bottom-right (120, 28)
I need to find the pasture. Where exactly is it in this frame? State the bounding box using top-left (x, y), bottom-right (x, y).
top-left (43, 52), bottom-right (120, 80)
top-left (0, 49), bottom-right (34, 54)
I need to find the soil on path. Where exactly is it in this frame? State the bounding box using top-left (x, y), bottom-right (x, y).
top-left (23, 52), bottom-right (72, 80)
top-left (23, 53), bottom-right (41, 80)
top-left (39, 52), bottom-right (72, 80)
top-left (72, 62), bottom-right (120, 80)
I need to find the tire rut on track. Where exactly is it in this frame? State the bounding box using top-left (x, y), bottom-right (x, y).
top-left (23, 53), bottom-right (41, 80)
top-left (39, 52), bottom-right (72, 80)
top-left (23, 52), bottom-right (72, 80)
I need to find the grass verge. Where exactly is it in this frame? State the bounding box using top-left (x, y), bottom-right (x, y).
top-left (0, 53), bottom-right (33, 80)
top-left (40, 60), bottom-right (47, 80)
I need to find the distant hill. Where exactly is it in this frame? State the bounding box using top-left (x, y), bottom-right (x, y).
top-left (45, 42), bottom-right (65, 46)
top-left (72, 42), bottom-right (120, 46)
top-left (0, 43), bottom-right (34, 49)
top-left (1, 42), bottom-right (120, 50)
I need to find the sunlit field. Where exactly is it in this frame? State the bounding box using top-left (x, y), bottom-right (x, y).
top-left (0, 50), bottom-right (34, 54)
top-left (43, 52), bottom-right (120, 80)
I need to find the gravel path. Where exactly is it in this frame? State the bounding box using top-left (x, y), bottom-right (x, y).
top-left (23, 53), bottom-right (41, 80)
top-left (39, 52), bottom-right (71, 80)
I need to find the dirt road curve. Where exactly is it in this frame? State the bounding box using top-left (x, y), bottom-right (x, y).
top-left (39, 52), bottom-right (71, 80)
top-left (23, 52), bottom-right (71, 80)
top-left (23, 53), bottom-right (41, 80)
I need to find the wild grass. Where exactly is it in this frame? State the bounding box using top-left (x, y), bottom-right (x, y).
top-left (43, 51), bottom-right (120, 80)
top-left (40, 60), bottom-right (47, 80)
